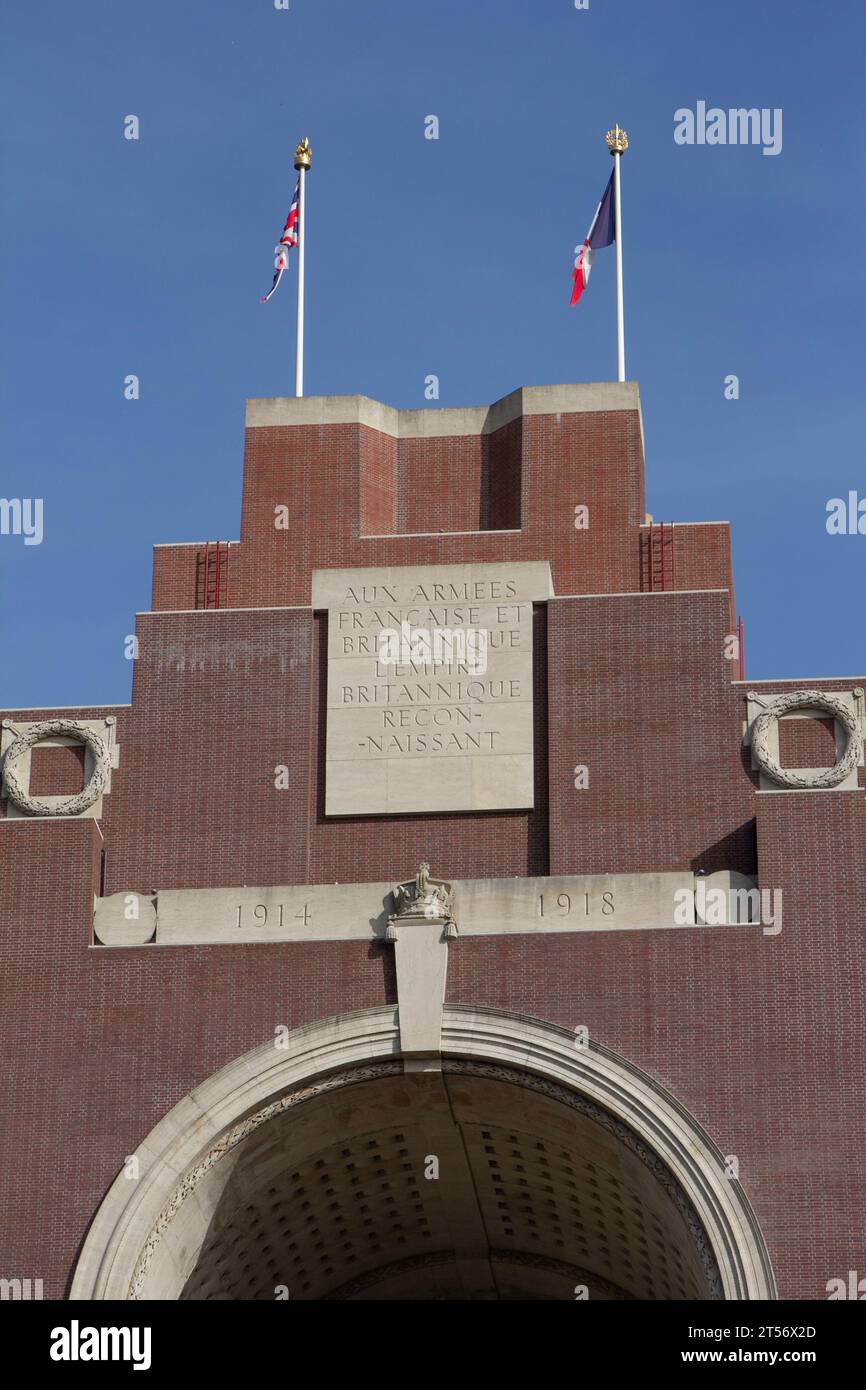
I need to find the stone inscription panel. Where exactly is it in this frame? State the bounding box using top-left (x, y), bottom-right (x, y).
top-left (311, 562), bottom-right (553, 815)
top-left (91, 871), bottom-right (703, 947)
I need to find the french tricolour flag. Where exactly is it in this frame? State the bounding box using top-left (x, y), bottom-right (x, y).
top-left (570, 170), bottom-right (615, 306)
top-left (261, 177), bottom-right (300, 304)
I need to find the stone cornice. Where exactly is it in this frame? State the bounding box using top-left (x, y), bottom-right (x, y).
top-left (245, 382), bottom-right (641, 438)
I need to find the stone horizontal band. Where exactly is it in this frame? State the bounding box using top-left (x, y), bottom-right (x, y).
top-left (1, 719), bottom-right (110, 817)
top-left (749, 689), bottom-right (862, 790)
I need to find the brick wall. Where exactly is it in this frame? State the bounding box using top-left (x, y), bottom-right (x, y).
top-left (547, 590), bottom-right (758, 876)
top-left (153, 404), bottom-right (694, 611)
top-left (0, 819), bottom-right (393, 1299)
top-left (104, 609), bottom-right (316, 892)
top-left (152, 545), bottom-right (206, 612)
top-left (640, 523), bottom-right (735, 602)
top-left (1, 395), bottom-right (864, 1302)
top-left (446, 789), bottom-right (866, 1303)
top-left (29, 744), bottom-right (86, 796)
top-left (778, 716), bottom-right (837, 768)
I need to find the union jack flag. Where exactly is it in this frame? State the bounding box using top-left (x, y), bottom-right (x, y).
top-left (261, 177), bottom-right (300, 303)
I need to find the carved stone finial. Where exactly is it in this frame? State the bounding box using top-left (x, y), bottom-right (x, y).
top-left (388, 862), bottom-right (457, 939)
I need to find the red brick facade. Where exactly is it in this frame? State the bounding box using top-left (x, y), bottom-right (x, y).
top-left (1, 385), bottom-right (864, 1299)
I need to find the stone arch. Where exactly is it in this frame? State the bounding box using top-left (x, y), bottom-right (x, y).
top-left (71, 1005), bottom-right (776, 1300)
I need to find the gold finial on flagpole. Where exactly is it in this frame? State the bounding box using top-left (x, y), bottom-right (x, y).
top-left (605, 124), bottom-right (628, 155)
top-left (294, 137), bottom-right (312, 171)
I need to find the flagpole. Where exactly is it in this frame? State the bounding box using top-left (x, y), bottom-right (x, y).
top-left (293, 138), bottom-right (312, 398)
top-left (606, 124), bottom-right (628, 383)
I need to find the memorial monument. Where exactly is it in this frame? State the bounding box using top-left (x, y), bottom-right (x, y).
top-left (1, 379), bottom-right (863, 1300)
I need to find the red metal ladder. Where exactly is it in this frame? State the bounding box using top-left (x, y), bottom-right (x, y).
top-left (645, 522), bottom-right (676, 592)
top-left (199, 541), bottom-right (227, 609)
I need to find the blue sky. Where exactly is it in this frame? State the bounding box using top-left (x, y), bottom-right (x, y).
top-left (1, 0), bottom-right (864, 707)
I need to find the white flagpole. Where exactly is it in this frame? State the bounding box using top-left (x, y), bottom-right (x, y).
top-left (606, 124), bottom-right (628, 383)
top-left (293, 138), bottom-right (312, 398)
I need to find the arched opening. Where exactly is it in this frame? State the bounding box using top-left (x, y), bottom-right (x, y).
top-left (71, 1007), bottom-right (775, 1301)
top-left (180, 1065), bottom-right (717, 1300)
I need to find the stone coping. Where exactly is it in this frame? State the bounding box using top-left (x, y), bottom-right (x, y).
top-left (245, 382), bottom-right (641, 437)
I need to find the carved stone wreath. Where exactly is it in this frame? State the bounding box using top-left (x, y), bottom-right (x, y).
top-left (1, 719), bottom-right (110, 817)
top-left (749, 689), bottom-right (863, 790)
